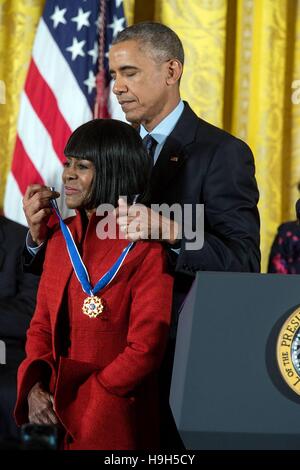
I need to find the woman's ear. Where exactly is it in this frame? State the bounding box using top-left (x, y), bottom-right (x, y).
top-left (166, 59), bottom-right (183, 85)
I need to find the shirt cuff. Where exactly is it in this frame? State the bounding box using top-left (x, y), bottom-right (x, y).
top-left (26, 231), bottom-right (44, 256)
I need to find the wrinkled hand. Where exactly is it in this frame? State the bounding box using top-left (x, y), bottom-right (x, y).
top-left (28, 382), bottom-right (58, 425)
top-left (23, 184), bottom-right (60, 246)
top-left (113, 198), bottom-right (179, 245)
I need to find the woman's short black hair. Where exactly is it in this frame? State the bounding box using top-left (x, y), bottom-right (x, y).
top-left (64, 119), bottom-right (152, 209)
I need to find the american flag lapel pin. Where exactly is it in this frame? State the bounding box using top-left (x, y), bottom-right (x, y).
top-left (170, 155), bottom-right (179, 162)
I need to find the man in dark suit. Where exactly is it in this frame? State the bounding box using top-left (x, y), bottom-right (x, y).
top-left (109, 23), bottom-right (260, 305)
top-left (0, 216), bottom-right (39, 440)
top-left (22, 22), bottom-right (260, 447)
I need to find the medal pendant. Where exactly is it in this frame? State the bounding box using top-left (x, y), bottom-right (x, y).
top-left (82, 295), bottom-right (104, 319)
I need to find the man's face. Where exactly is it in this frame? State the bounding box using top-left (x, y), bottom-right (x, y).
top-left (109, 40), bottom-right (170, 130)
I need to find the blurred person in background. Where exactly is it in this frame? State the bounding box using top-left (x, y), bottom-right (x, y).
top-left (0, 214), bottom-right (39, 441)
top-left (268, 185), bottom-right (300, 274)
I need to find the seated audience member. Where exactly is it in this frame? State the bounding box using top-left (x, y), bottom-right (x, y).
top-left (268, 194), bottom-right (300, 274)
top-left (0, 215), bottom-right (39, 440)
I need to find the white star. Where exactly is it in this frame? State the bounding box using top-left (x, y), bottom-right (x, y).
top-left (108, 15), bottom-right (125, 38)
top-left (50, 6), bottom-right (67, 28)
top-left (116, 0), bottom-right (124, 8)
top-left (84, 71), bottom-right (96, 94)
top-left (71, 7), bottom-right (91, 31)
top-left (66, 38), bottom-right (86, 61)
top-left (88, 42), bottom-right (99, 65)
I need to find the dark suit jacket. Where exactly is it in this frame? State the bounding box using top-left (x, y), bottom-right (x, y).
top-left (149, 102), bottom-right (260, 312)
top-left (0, 216), bottom-right (39, 362)
top-left (0, 216), bottom-right (39, 439)
top-left (24, 102), bottom-right (260, 312)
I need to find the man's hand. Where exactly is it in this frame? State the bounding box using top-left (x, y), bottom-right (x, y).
top-left (28, 382), bottom-right (58, 425)
top-left (114, 198), bottom-right (180, 245)
top-left (23, 185), bottom-right (60, 246)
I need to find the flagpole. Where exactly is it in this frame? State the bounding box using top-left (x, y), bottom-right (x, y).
top-left (94, 0), bottom-right (108, 119)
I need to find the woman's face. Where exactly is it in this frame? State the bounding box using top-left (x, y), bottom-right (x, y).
top-left (62, 157), bottom-right (95, 209)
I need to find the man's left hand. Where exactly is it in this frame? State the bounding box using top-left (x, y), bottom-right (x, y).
top-left (113, 198), bottom-right (179, 245)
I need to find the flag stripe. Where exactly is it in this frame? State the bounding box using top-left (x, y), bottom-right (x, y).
top-left (25, 59), bottom-right (71, 163)
top-left (18, 92), bottom-right (63, 186)
top-left (4, 174), bottom-right (27, 226)
top-left (32, 19), bottom-right (92, 131)
top-left (12, 136), bottom-right (45, 194)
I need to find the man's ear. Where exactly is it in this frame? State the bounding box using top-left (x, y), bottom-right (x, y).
top-left (166, 59), bottom-right (183, 85)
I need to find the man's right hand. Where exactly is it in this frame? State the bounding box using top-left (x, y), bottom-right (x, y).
top-left (28, 382), bottom-right (58, 425)
top-left (23, 184), bottom-right (60, 246)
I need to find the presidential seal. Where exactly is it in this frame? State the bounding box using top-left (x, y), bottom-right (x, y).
top-left (277, 307), bottom-right (300, 395)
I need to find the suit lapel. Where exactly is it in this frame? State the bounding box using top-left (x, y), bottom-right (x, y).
top-left (150, 102), bottom-right (200, 202)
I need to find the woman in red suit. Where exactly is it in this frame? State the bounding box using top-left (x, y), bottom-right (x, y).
top-left (14, 119), bottom-right (173, 450)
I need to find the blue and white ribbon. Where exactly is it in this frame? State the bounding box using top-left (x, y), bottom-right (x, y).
top-left (50, 195), bottom-right (134, 296)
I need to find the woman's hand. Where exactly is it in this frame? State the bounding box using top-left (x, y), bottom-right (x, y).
top-left (28, 382), bottom-right (58, 425)
top-left (23, 184), bottom-right (60, 246)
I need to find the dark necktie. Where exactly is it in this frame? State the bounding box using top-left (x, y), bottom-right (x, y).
top-left (143, 134), bottom-right (158, 162)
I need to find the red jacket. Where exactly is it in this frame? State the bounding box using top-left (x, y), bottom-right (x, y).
top-left (15, 212), bottom-right (173, 449)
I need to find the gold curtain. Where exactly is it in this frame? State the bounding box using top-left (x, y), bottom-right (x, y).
top-left (156, 0), bottom-right (228, 127)
top-left (156, 0), bottom-right (300, 271)
top-left (0, 0), bottom-right (45, 209)
top-left (124, 0), bottom-right (135, 25)
top-left (1, 0), bottom-right (299, 271)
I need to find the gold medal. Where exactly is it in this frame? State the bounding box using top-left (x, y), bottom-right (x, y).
top-left (82, 295), bottom-right (104, 319)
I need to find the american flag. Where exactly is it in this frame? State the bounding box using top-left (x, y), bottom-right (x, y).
top-left (4, 0), bottom-right (126, 225)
